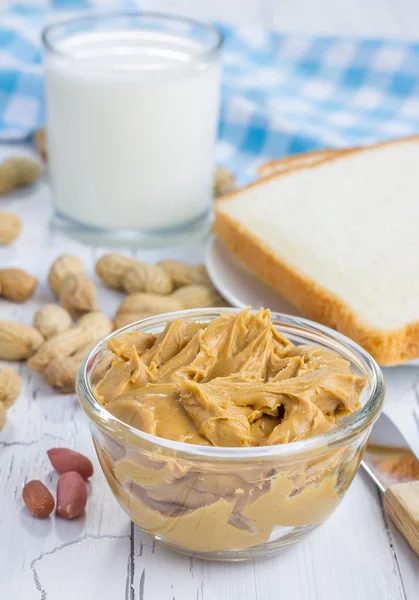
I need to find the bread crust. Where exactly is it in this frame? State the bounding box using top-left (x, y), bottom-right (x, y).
top-left (215, 137), bottom-right (419, 366)
top-left (259, 148), bottom-right (335, 178)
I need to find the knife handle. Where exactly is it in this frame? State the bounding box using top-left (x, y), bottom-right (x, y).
top-left (384, 481), bottom-right (419, 556)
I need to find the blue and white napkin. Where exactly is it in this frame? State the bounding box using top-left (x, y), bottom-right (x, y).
top-left (1, 2), bottom-right (419, 182)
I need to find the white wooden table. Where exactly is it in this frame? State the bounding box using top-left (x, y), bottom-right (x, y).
top-left (1, 1), bottom-right (419, 598)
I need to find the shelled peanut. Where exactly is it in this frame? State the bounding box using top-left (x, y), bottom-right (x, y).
top-left (48, 254), bottom-right (97, 318)
top-left (23, 447), bottom-right (92, 519)
top-left (47, 448), bottom-right (94, 479)
top-left (22, 481), bottom-right (55, 518)
top-left (56, 472), bottom-right (88, 519)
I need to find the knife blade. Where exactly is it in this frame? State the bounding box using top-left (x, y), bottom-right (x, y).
top-left (361, 413), bottom-right (419, 555)
top-left (362, 412), bottom-right (419, 491)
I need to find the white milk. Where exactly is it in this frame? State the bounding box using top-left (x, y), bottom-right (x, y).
top-left (45, 30), bottom-right (221, 233)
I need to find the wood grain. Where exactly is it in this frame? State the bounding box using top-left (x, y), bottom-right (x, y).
top-left (384, 482), bottom-right (419, 556)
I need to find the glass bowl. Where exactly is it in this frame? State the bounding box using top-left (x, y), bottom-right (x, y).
top-left (76, 308), bottom-right (384, 561)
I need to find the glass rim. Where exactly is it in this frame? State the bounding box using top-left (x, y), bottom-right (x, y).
top-left (41, 10), bottom-right (224, 64)
top-left (76, 308), bottom-right (385, 460)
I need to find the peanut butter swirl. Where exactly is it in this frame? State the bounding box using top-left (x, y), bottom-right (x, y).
top-left (93, 309), bottom-right (367, 553)
top-left (95, 309), bottom-right (365, 447)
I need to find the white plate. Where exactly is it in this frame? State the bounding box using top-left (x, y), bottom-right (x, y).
top-left (206, 237), bottom-right (419, 366)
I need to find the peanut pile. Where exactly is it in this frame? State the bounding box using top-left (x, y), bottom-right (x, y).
top-left (95, 255), bottom-right (226, 329)
top-left (0, 251), bottom-right (228, 415)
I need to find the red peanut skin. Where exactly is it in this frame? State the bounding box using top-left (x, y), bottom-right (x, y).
top-left (56, 471), bottom-right (87, 519)
top-left (23, 480), bottom-right (54, 518)
top-left (47, 448), bottom-right (94, 479)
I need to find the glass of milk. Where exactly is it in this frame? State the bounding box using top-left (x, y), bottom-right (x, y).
top-left (42, 12), bottom-right (223, 246)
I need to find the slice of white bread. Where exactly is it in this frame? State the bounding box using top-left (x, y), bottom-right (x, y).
top-left (214, 136), bottom-right (419, 365)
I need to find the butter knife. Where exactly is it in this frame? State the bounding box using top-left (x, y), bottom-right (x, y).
top-left (362, 413), bottom-right (419, 555)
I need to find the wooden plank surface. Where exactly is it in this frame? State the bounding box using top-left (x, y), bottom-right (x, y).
top-left (1, 0), bottom-right (419, 598)
top-left (1, 156), bottom-right (418, 600)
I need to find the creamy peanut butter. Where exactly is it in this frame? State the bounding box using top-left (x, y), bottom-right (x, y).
top-left (93, 309), bottom-right (366, 553)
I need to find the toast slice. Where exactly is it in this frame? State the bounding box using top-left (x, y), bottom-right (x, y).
top-left (214, 137), bottom-right (419, 365)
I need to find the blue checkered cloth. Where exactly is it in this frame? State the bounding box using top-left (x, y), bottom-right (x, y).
top-left (2, 3), bottom-right (419, 183)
